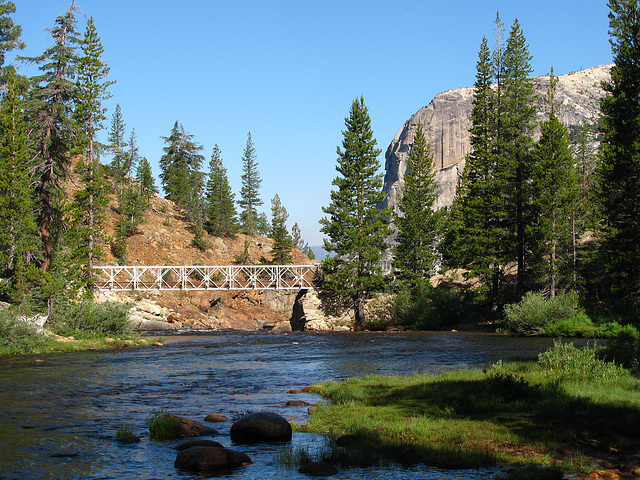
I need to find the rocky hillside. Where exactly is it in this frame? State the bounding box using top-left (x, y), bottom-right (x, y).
top-left (90, 180), bottom-right (315, 332)
top-left (380, 64), bottom-right (611, 213)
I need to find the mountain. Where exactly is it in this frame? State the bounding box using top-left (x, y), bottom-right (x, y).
top-left (380, 65), bottom-right (611, 213)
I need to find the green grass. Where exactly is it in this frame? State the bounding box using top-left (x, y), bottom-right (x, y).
top-left (146, 409), bottom-right (182, 440)
top-left (302, 343), bottom-right (640, 473)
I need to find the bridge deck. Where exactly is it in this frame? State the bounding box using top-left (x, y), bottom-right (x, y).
top-left (95, 265), bottom-right (321, 291)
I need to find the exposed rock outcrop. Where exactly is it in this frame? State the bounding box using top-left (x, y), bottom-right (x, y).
top-left (381, 65), bottom-right (611, 214)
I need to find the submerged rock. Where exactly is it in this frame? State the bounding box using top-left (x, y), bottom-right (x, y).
top-left (204, 413), bottom-right (229, 423)
top-left (174, 446), bottom-right (251, 471)
top-left (298, 461), bottom-right (339, 477)
top-left (229, 412), bottom-right (292, 443)
top-left (174, 439), bottom-right (224, 451)
top-left (167, 415), bottom-right (218, 437)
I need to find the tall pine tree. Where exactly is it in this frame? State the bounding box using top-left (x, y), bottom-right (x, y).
top-left (21, 2), bottom-right (80, 273)
top-left (205, 144), bottom-right (237, 237)
top-left (269, 193), bottom-right (292, 264)
top-left (0, 67), bottom-right (39, 305)
top-left (596, 0), bottom-right (640, 317)
top-left (0, 0), bottom-right (24, 72)
top-left (238, 132), bottom-right (262, 235)
top-left (69, 16), bottom-right (113, 290)
top-left (532, 69), bottom-right (579, 296)
top-left (393, 121), bottom-right (440, 286)
top-left (320, 96), bottom-right (389, 330)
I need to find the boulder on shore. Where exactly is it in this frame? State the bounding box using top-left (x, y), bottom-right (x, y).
top-left (174, 446), bottom-right (252, 471)
top-left (229, 412), bottom-right (292, 443)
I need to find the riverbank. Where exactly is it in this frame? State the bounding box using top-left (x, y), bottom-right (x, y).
top-left (302, 342), bottom-right (640, 477)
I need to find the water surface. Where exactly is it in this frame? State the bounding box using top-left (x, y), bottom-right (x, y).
top-left (0, 331), bottom-right (559, 479)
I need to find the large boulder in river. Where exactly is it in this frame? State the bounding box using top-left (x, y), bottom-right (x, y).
top-left (174, 446), bottom-right (252, 471)
top-left (229, 412), bottom-right (292, 443)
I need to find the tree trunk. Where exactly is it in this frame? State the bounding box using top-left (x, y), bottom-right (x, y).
top-left (353, 291), bottom-right (366, 331)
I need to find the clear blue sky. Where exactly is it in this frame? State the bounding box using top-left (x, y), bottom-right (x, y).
top-left (12, 1), bottom-right (612, 246)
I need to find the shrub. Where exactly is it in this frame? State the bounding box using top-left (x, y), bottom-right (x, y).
top-left (542, 313), bottom-right (597, 338)
top-left (501, 291), bottom-right (581, 336)
top-left (394, 281), bottom-right (469, 330)
top-left (0, 309), bottom-right (51, 354)
top-left (538, 340), bottom-right (627, 383)
top-left (146, 409), bottom-right (182, 440)
top-left (601, 325), bottom-right (640, 371)
top-left (51, 301), bottom-right (132, 338)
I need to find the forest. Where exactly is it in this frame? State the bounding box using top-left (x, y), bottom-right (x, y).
top-left (0, 0), bottom-right (638, 368)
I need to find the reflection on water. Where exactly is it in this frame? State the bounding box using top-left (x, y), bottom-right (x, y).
top-left (0, 331), bottom-right (559, 479)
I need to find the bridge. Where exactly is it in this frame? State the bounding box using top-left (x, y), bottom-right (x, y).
top-left (95, 265), bottom-right (322, 291)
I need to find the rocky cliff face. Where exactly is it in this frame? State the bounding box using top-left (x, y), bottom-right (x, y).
top-left (381, 65), bottom-right (611, 213)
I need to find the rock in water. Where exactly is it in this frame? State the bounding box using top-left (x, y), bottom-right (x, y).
top-left (174, 446), bottom-right (251, 471)
top-left (298, 462), bottom-right (339, 476)
top-left (229, 412), bottom-right (292, 443)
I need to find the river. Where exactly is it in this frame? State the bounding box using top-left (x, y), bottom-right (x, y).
top-left (0, 331), bottom-right (561, 479)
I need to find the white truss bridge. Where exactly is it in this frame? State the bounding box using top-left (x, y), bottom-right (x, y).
top-left (95, 265), bottom-right (322, 291)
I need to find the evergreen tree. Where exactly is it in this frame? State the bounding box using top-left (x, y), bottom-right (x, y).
top-left (393, 122), bottom-right (440, 286)
top-left (441, 35), bottom-right (506, 305)
top-left (159, 120), bottom-right (204, 209)
top-left (238, 132), bottom-right (262, 234)
top-left (500, 19), bottom-right (537, 297)
top-left (70, 16), bottom-right (113, 290)
top-left (320, 96), bottom-right (389, 330)
top-left (107, 103), bottom-right (127, 178)
top-left (532, 69), bottom-right (579, 296)
top-left (0, 67), bottom-right (39, 305)
top-left (205, 144), bottom-right (237, 237)
top-left (0, 1), bottom-right (24, 71)
top-left (596, 0), bottom-right (640, 316)
top-left (442, 19), bottom-right (537, 307)
top-left (112, 178), bottom-right (144, 263)
top-left (124, 127), bottom-right (139, 176)
top-left (21, 2), bottom-right (80, 273)
top-left (291, 222), bottom-right (311, 256)
top-left (269, 193), bottom-right (292, 264)
top-left (136, 156), bottom-right (157, 204)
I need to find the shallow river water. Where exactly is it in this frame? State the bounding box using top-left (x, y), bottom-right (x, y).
top-left (0, 331), bottom-right (561, 479)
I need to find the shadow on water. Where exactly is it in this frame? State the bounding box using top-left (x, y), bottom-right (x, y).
top-left (0, 331), bottom-right (561, 479)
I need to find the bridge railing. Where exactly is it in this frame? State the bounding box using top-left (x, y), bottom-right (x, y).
top-left (95, 265), bottom-right (322, 291)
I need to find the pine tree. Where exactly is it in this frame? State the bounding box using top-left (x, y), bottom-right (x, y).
top-left (320, 96), bottom-right (389, 330)
top-left (20, 2), bottom-right (80, 273)
top-left (107, 103), bottom-right (127, 178)
top-left (112, 178), bottom-right (144, 263)
top-left (238, 132), bottom-right (263, 234)
top-left (70, 16), bottom-right (113, 290)
top-left (441, 35), bottom-right (505, 305)
top-left (500, 19), bottom-right (537, 297)
top-left (532, 69), bottom-right (579, 296)
top-left (159, 120), bottom-right (204, 209)
top-left (596, 0), bottom-right (640, 316)
top-left (205, 144), bottom-right (238, 237)
top-left (0, 0), bottom-right (24, 73)
top-left (393, 122), bottom-right (440, 286)
top-left (124, 127), bottom-right (139, 176)
top-left (0, 67), bottom-right (39, 305)
top-left (136, 157), bottom-right (157, 205)
top-left (269, 193), bottom-right (292, 264)
top-left (291, 222), bottom-right (311, 256)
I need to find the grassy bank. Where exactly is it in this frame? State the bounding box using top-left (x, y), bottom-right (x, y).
top-left (300, 342), bottom-right (640, 474)
top-left (0, 302), bottom-right (163, 355)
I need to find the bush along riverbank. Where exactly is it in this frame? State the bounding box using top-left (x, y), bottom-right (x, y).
top-left (300, 341), bottom-right (640, 477)
top-left (0, 301), bottom-right (163, 355)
